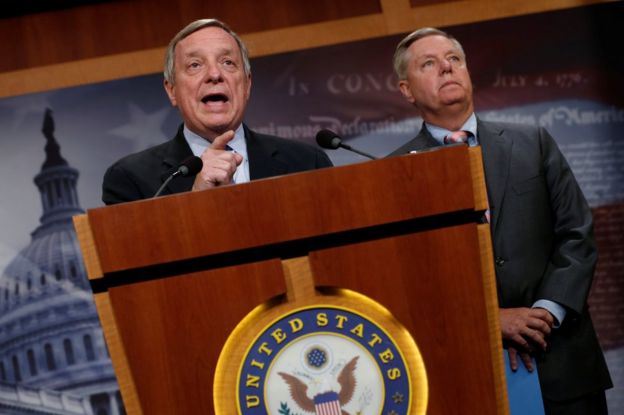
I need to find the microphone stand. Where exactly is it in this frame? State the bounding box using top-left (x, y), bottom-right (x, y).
top-left (153, 172), bottom-right (181, 198)
top-left (339, 143), bottom-right (377, 160)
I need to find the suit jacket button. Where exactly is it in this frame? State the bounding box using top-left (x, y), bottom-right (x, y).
top-left (495, 257), bottom-right (505, 267)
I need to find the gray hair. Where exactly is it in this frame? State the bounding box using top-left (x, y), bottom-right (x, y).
top-left (164, 18), bottom-right (251, 85)
top-left (393, 27), bottom-right (465, 80)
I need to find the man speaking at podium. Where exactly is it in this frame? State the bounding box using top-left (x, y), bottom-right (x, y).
top-left (390, 27), bottom-right (612, 414)
top-left (102, 19), bottom-right (332, 205)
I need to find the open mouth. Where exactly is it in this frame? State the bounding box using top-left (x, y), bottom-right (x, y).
top-left (201, 93), bottom-right (229, 104)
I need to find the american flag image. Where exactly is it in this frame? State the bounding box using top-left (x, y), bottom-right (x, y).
top-left (314, 391), bottom-right (342, 415)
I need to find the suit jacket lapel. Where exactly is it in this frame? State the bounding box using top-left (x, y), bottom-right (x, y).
top-left (387, 123), bottom-right (440, 156)
top-left (159, 126), bottom-right (196, 195)
top-left (478, 118), bottom-right (512, 234)
top-left (158, 124), bottom-right (288, 195)
top-left (245, 125), bottom-right (290, 179)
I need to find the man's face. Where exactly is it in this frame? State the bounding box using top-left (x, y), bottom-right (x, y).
top-left (164, 26), bottom-right (251, 140)
top-left (399, 35), bottom-right (473, 118)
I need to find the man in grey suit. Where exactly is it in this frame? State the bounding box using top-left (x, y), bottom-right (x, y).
top-left (391, 27), bottom-right (612, 414)
top-left (103, 19), bottom-right (332, 205)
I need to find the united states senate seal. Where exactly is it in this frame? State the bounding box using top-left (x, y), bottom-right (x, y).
top-left (239, 306), bottom-right (410, 414)
top-left (214, 286), bottom-right (427, 415)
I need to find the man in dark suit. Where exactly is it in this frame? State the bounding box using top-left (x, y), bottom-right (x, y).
top-left (391, 27), bottom-right (612, 414)
top-left (103, 19), bottom-right (332, 205)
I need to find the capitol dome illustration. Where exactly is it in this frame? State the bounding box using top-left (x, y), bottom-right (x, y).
top-left (0, 109), bottom-right (123, 415)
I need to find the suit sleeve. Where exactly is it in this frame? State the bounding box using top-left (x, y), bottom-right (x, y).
top-left (536, 127), bottom-right (597, 316)
top-left (101, 162), bottom-right (146, 205)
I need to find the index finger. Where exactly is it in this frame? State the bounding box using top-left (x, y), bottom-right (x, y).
top-left (531, 307), bottom-right (555, 327)
top-left (210, 130), bottom-right (236, 150)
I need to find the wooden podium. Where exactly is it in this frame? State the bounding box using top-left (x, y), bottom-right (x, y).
top-left (74, 145), bottom-right (508, 415)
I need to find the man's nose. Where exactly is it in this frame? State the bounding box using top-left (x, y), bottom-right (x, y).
top-left (440, 58), bottom-right (452, 73)
top-left (204, 64), bottom-right (223, 83)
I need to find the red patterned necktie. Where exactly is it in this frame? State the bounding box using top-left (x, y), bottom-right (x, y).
top-left (444, 130), bottom-right (470, 145)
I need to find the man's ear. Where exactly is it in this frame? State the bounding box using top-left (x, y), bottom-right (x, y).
top-left (398, 80), bottom-right (415, 104)
top-left (164, 79), bottom-right (177, 106)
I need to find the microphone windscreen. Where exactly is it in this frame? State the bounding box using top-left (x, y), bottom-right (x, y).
top-left (316, 129), bottom-right (342, 149)
top-left (178, 156), bottom-right (203, 177)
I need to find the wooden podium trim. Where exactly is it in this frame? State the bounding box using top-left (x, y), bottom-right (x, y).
top-left (282, 257), bottom-right (317, 302)
top-left (478, 223), bottom-right (509, 415)
top-left (472, 146), bottom-right (508, 414)
top-left (469, 146), bottom-right (489, 214)
top-left (74, 214), bottom-right (142, 413)
top-left (73, 214), bottom-right (103, 281)
top-left (94, 293), bottom-right (143, 415)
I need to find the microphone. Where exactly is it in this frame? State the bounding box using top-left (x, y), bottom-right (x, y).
top-left (153, 156), bottom-right (203, 198)
top-left (315, 129), bottom-right (377, 160)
